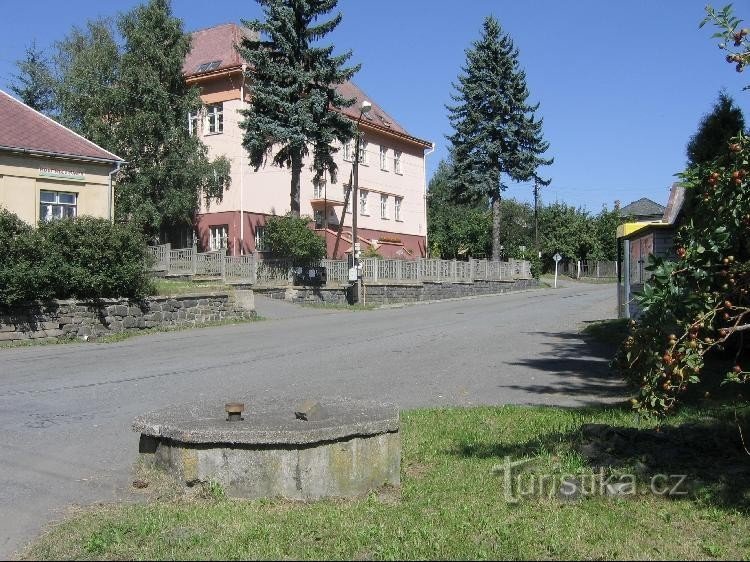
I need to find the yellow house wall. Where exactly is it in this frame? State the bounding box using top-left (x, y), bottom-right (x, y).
top-left (0, 152), bottom-right (114, 224)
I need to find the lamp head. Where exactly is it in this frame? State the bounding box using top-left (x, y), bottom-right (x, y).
top-left (361, 100), bottom-right (372, 114)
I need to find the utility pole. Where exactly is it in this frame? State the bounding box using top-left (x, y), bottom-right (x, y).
top-left (533, 179), bottom-right (539, 256)
top-left (350, 100), bottom-right (372, 304)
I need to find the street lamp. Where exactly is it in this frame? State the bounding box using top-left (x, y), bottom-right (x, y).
top-left (351, 100), bottom-right (371, 303)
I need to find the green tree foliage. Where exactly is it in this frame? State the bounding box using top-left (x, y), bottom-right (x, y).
top-left (0, 210), bottom-right (151, 307)
top-left (112, 0), bottom-right (230, 235)
top-left (446, 16), bottom-right (551, 260)
top-left (9, 41), bottom-right (55, 113)
top-left (40, 1), bottom-right (229, 238)
top-left (427, 160), bottom-right (491, 259)
top-left (53, 19), bottom-right (120, 147)
top-left (238, 0), bottom-right (359, 217)
top-left (701, 4), bottom-right (750, 88)
top-left (613, 5), bottom-right (750, 415)
top-left (263, 215), bottom-right (326, 263)
top-left (687, 91), bottom-right (746, 166)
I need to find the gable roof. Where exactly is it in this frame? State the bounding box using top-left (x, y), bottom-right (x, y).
top-left (0, 90), bottom-right (122, 164)
top-left (183, 23), bottom-right (427, 145)
top-left (620, 197), bottom-right (665, 217)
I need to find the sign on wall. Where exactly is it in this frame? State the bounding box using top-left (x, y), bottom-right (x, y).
top-left (39, 167), bottom-right (85, 181)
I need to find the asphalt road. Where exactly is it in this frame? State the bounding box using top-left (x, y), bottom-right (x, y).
top-left (0, 280), bottom-right (623, 558)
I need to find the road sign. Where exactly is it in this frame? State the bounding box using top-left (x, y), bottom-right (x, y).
top-left (553, 253), bottom-right (562, 263)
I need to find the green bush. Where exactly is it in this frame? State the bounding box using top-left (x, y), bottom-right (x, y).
top-left (263, 214), bottom-right (326, 264)
top-left (0, 209), bottom-right (152, 307)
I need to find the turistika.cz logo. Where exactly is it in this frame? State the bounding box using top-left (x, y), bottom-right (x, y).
top-left (491, 457), bottom-right (689, 503)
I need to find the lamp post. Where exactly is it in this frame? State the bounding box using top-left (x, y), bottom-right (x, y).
top-left (351, 100), bottom-right (371, 303)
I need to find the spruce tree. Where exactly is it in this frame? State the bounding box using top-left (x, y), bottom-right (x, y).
top-left (10, 41), bottom-right (55, 113)
top-left (446, 16), bottom-right (551, 260)
top-left (238, 0), bottom-right (359, 217)
top-left (686, 91), bottom-right (746, 166)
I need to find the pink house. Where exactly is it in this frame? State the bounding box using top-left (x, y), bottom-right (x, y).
top-left (183, 23), bottom-right (433, 259)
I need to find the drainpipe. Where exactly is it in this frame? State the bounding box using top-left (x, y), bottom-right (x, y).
top-left (239, 64), bottom-right (248, 255)
top-left (108, 161), bottom-right (122, 223)
top-left (422, 142), bottom-right (435, 257)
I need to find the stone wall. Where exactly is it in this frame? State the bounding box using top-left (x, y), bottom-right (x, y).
top-left (255, 278), bottom-right (539, 306)
top-left (0, 290), bottom-right (255, 344)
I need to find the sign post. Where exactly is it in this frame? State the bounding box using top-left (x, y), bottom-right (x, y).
top-left (553, 253), bottom-right (562, 289)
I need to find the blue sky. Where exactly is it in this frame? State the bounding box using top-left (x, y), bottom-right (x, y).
top-left (1, 0), bottom-right (749, 212)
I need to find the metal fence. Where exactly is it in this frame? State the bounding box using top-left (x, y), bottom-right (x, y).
top-left (147, 244), bottom-right (533, 286)
top-left (561, 260), bottom-right (618, 279)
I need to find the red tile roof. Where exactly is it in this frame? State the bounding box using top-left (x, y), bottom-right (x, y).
top-left (184, 23), bottom-right (425, 143)
top-left (0, 90), bottom-right (122, 163)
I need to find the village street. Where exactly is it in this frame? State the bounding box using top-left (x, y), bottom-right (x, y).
top-left (0, 282), bottom-right (621, 557)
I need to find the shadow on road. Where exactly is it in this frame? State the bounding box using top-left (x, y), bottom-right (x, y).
top-left (502, 328), bottom-right (628, 403)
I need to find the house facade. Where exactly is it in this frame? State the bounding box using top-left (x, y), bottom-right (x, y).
top-left (0, 90), bottom-right (123, 225)
top-left (183, 23), bottom-right (433, 258)
top-left (616, 184), bottom-right (685, 318)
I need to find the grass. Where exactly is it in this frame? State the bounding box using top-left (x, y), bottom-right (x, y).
top-left (300, 302), bottom-right (378, 311)
top-left (151, 278), bottom-right (235, 296)
top-left (0, 316), bottom-right (263, 350)
top-left (581, 318), bottom-right (629, 347)
top-left (25, 404), bottom-right (750, 560)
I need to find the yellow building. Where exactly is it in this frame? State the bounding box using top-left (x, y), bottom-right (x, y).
top-left (0, 90), bottom-right (123, 224)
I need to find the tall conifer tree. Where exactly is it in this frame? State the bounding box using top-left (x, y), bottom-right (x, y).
top-left (686, 91), bottom-right (745, 166)
top-left (238, 0), bottom-right (359, 217)
top-left (447, 16), bottom-right (551, 260)
top-left (10, 41), bottom-right (55, 114)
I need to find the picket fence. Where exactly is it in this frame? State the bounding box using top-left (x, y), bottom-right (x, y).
top-left (147, 244), bottom-right (532, 286)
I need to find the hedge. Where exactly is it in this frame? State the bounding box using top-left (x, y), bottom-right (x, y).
top-left (0, 209), bottom-right (152, 307)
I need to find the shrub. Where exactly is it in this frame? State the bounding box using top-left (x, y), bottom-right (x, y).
top-left (263, 214), bottom-right (326, 264)
top-left (0, 210), bottom-right (152, 307)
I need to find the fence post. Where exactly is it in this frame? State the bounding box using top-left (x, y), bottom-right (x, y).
top-left (596, 261), bottom-right (600, 278)
top-left (396, 259), bottom-right (402, 281)
top-left (221, 255), bottom-right (227, 282)
top-left (576, 260), bottom-right (581, 279)
top-left (253, 254), bottom-right (258, 285)
top-left (191, 244), bottom-right (198, 275)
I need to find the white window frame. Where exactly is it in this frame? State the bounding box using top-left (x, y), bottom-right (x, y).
top-left (188, 110), bottom-right (199, 136)
top-left (254, 226), bottom-right (267, 252)
top-left (380, 146), bottom-right (388, 171)
top-left (39, 190), bottom-right (77, 222)
top-left (209, 224), bottom-right (228, 251)
top-left (358, 140), bottom-right (368, 165)
top-left (394, 196), bottom-right (403, 221)
top-left (343, 141), bottom-right (354, 162)
top-left (206, 103), bottom-right (224, 134)
top-left (313, 178), bottom-right (325, 199)
top-left (393, 150), bottom-right (402, 174)
top-left (359, 190), bottom-right (369, 216)
top-left (380, 194), bottom-right (389, 220)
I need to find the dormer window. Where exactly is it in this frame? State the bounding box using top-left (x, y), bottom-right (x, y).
top-left (196, 60), bottom-right (222, 73)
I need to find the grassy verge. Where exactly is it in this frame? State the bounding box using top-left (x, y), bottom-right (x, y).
top-left (26, 404), bottom-right (750, 560)
top-left (0, 316), bottom-right (262, 350)
top-left (151, 278), bottom-right (235, 296)
top-left (581, 318), bottom-right (629, 347)
top-left (300, 302), bottom-right (378, 311)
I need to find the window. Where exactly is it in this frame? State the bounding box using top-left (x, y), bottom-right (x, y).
top-left (393, 150), bottom-right (402, 174)
top-left (380, 146), bottom-right (388, 170)
top-left (358, 140), bottom-right (368, 164)
top-left (314, 209), bottom-right (324, 228)
top-left (188, 110), bottom-right (199, 136)
top-left (343, 141), bottom-right (354, 162)
top-left (255, 226), bottom-right (267, 252)
top-left (394, 196), bottom-right (403, 221)
top-left (39, 191), bottom-right (76, 222)
top-left (206, 103), bottom-right (223, 134)
top-left (313, 178), bottom-right (325, 199)
top-left (380, 194), bottom-right (388, 219)
top-left (359, 190), bottom-right (369, 215)
top-left (209, 225), bottom-right (228, 251)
